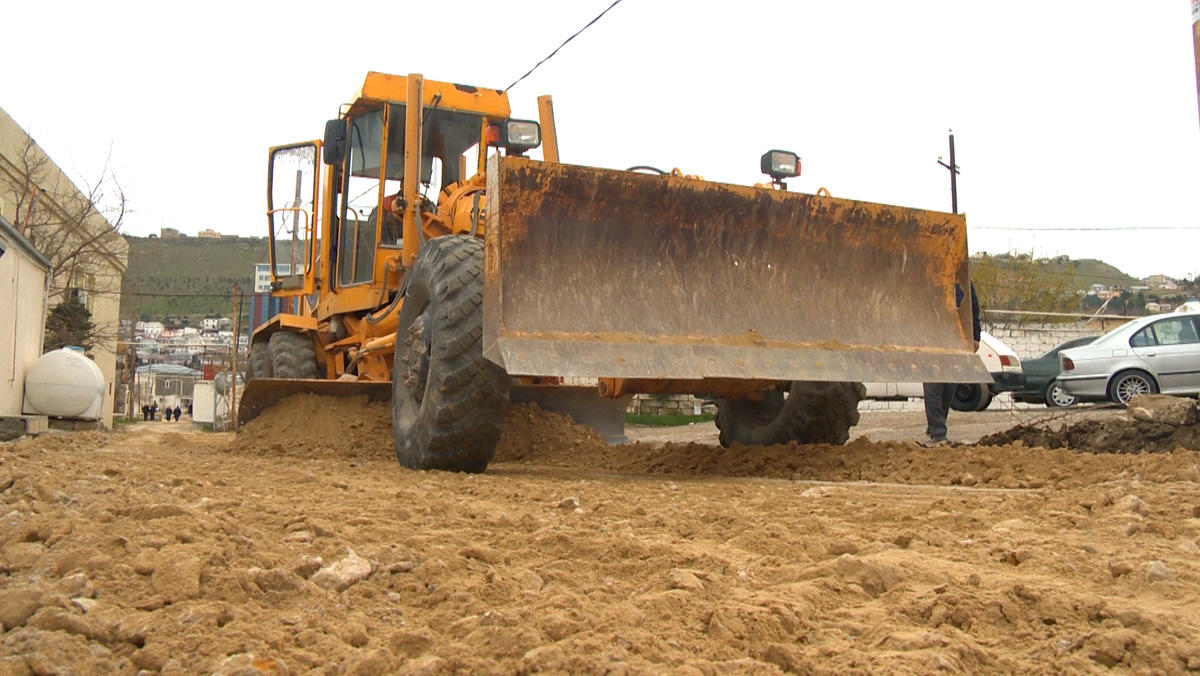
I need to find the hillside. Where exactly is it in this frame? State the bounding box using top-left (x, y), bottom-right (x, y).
top-left (120, 235), bottom-right (269, 319)
top-left (970, 253), bottom-right (1139, 291)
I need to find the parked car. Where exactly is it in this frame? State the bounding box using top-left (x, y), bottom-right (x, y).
top-left (864, 331), bottom-right (1025, 411)
top-left (1057, 310), bottom-right (1200, 406)
top-left (1013, 336), bottom-right (1098, 407)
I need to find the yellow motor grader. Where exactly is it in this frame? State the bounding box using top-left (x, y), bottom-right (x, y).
top-left (240, 71), bottom-right (987, 472)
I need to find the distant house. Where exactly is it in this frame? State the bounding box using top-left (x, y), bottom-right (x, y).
top-left (201, 318), bottom-right (221, 331)
top-left (160, 227), bottom-right (182, 239)
top-left (197, 228), bottom-right (221, 239)
top-left (137, 321), bottom-right (165, 337)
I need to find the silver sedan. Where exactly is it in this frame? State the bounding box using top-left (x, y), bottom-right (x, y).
top-left (1057, 311), bottom-right (1200, 406)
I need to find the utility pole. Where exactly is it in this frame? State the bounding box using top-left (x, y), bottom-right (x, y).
top-left (230, 283), bottom-right (239, 431)
top-left (1193, 0), bottom-right (1200, 128)
top-left (937, 130), bottom-right (961, 214)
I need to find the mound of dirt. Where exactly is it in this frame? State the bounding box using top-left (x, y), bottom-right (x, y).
top-left (493, 403), bottom-right (611, 463)
top-left (229, 397), bottom-right (613, 466)
top-left (228, 394), bottom-right (394, 462)
top-left (980, 401), bottom-right (1200, 454)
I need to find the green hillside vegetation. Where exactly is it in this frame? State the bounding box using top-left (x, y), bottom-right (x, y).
top-left (120, 235), bottom-right (272, 319)
top-left (970, 252), bottom-right (1193, 318)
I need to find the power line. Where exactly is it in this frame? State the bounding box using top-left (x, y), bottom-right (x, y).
top-left (975, 225), bottom-right (1200, 231)
top-left (505, 0), bottom-right (625, 92)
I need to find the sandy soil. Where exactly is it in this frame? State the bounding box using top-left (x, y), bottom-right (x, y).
top-left (3, 396), bottom-right (1200, 674)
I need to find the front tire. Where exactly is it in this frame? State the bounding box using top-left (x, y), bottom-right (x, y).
top-left (247, 341), bottom-right (272, 380)
top-left (1108, 369), bottom-right (1157, 406)
top-left (392, 236), bottom-right (510, 472)
top-left (715, 381), bottom-right (865, 447)
top-left (1044, 381), bottom-right (1077, 408)
top-left (268, 331), bottom-right (318, 379)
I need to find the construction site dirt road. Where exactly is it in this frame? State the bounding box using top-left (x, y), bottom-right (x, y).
top-left (3, 399), bottom-right (1200, 673)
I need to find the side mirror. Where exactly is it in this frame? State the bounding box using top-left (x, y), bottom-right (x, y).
top-left (323, 119), bottom-right (346, 166)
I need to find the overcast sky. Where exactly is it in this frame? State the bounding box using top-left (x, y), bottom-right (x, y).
top-left (2, 1), bottom-right (1198, 280)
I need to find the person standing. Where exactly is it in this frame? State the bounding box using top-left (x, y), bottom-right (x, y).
top-left (150, 402), bottom-right (158, 421)
top-left (174, 405), bottom-right (182, 422)
top-left (923, 283), bottom-right (981, 444)
top-left (141, 404), bottom-right (149, 421)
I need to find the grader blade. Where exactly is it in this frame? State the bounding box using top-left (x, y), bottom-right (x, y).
top-left (484, 156), bottom-right (990, 385)
top-left (237, 378), bottom-right (391, 426)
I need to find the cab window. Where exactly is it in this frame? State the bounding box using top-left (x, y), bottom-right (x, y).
top-left (338, 110), bottom-right (385, 286)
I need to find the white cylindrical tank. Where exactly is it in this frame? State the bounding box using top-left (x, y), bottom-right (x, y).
top-left (23, 348), bottom-right (106, 420)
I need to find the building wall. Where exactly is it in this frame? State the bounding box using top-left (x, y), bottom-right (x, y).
top-left (0, 105), bottom-right (128, 428)
top-left (0, 223), bottom-right (49, 416)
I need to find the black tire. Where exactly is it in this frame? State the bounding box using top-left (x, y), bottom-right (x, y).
top-left (392, 236), bottom-right (510, 472)
top-left (1107, 369), bottom-right (1157, 406)
top-left (715, 381), bottom-right (865, 447)
top-left (1044, 381), bottom-right (1077, 408)
top-left (950, 383), bottom-right (990, 412)
top-left (269, 331), bottom-right (319, 379)
top-left (247, 341), bottom-right (272, 380)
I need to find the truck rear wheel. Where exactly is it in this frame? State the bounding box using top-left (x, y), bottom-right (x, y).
top-left (269, 331), bottom-right (319, 379)
top-left (716, 381), bottom-right (865, 447)
top-left (392, 236), bottom-right (510, 472)
top-left (247, 341), bottom-right (272, 380)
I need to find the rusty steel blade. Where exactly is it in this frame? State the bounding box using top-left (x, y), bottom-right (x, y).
top-left (484, 156), bottom-right (990, 385)
top-left (237, 378), bottom-right (392, 427)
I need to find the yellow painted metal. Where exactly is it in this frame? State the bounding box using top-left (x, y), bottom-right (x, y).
top-left (483, 155), bottom-right (990, 385)
top-left (402, 74), bottom-right (422, 267)
top-left (351, 72), bottom-right (511, 119)
top-left (248, 313), bottom-right (319, 342)
top-left (537, 95), bottom-right (559, 163)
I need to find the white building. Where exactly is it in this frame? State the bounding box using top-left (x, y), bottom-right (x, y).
top-left (201, 318), bottom-right (221, 331)
top-left (137, 321), bottom-right (165, 337)
top-left (0, 215), bottom-right (50, 423)
top-left (254, 262), bottom-right (296, 293)
top-left (1, 106), bottom-right (128, 429)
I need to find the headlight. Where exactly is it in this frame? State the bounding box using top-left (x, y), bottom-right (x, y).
top-left (488, 119), bottom-right (541, 154)
top-left (760, 149), bottom-right (800, 180)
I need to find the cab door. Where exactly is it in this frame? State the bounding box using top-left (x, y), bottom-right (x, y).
top-left (266, 141), bottom-right (320, 296)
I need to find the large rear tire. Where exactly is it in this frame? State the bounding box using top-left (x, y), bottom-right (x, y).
top-left (392, 236), bottom-right (510, 472)
top-left (716, 381), bottom-right (865, 447)
top-left (247, 341), bottom-right (272, 380)
top-left (269, 331), bottom-right (319, 379)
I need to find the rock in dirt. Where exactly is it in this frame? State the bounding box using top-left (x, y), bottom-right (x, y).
top-left (0, 589), bottom-right (43, 628)
top-left (1127, 394), bottom-right (1199, 427)
top-left (1146, 560), bottom-right (1174, 582)
top-left (311, 549), bottom-right (374, 592)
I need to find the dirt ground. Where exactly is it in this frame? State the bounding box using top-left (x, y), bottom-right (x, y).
top-left (3, 396), bottom-right (1200, 674)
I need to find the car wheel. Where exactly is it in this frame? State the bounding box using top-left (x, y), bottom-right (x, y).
top-left (1107, 369), bottom-right (1157, 406)
top-left (950, 383), bottom-right (990, 412)
top-left (1044, 381), bottom-right (1077, 408)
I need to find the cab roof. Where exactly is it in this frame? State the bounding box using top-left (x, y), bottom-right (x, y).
top-left (346, 72), bottom-right (512, 119)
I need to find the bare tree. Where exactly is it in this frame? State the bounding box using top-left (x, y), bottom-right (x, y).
top-left (0, 135), bottom-right (128, 346)
top-left (971, 251), bottom-right (1079, 328)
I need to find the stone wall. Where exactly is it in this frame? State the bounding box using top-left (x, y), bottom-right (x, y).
top-left (984, 322), bottom-right (1112, 361)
